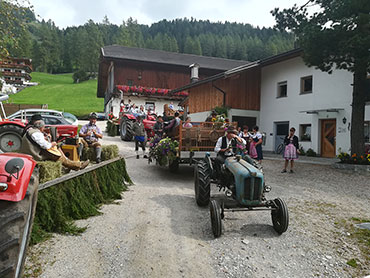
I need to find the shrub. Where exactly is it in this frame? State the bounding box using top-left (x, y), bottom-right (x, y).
top-left (298, 145), bottom-right (306, 156)
top-left (213, 106), bottom-right (229, 117)
top-left (72, 70), bottom-right (88, 83)
top-left (306, 148), bottom-right (317, 157)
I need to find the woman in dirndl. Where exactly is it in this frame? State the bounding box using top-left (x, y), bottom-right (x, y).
top-left (281, 127), bottom-right (299, 173)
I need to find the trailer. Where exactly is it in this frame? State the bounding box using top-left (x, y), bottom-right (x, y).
top-left (164, 121), bottom-right (237, 172)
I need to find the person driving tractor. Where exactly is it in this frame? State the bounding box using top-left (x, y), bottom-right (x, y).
top-left (214, 126), bottom-right (246, 175)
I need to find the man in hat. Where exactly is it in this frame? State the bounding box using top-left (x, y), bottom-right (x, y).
top-left (214, 126), bottom-right (246, 176)
top-left (79, 112), bottom-right (103, 163)
top-left (20, 120), bottom-right (89, 170)
top-left (133, 115), bottom-right (147, 159)
top-left (22, 113), bottom-right (43, 136)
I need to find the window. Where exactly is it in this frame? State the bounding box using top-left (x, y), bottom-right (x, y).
top-left (365, 121), bottom-right (370, 143)
top-left (145, 102), bottom-right (155, 111)
top-left (300, 124), bottom-right (312, 141)
top-left (127, 79), bottom-right (134, 86)
top-left (301, 76), bottom-right (313, 94)
top-left (44, 117), bottom-right (62, 125)
top-left (277, 81), bottom-right (287, 98)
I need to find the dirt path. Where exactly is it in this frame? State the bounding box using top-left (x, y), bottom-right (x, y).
top-left (25, 127), bottom-right (370, 277)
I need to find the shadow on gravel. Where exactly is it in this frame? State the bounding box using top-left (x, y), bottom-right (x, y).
top-left (236, 223), bottom-right (281, 238)
top-left (151, 194), bottom-right (215, 241)
top-left (131, 162), bottom-right (195, 189)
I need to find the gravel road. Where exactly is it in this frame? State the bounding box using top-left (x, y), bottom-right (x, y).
top-left (25, 122), bottom-right (370, 277)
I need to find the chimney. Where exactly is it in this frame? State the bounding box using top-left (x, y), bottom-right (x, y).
top-left (189, 63), bottom-right (200, 83)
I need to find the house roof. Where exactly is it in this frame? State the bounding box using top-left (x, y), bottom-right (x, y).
top-left (170, 48), bottom-right (303, 95)
top-left (170, 61), bottom-right (260, 94)
top-left (101, 45), bottom-right (249, 70)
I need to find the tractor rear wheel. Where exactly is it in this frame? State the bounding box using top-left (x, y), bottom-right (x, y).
top-left (0, 168), bottom-right (39, 278)
top-left (194, 160), bottom-right (211, 207)
top-left (120, 119), bottom-right (134, 141)
top-left (271, 198), bottom-right (289, 234)
top-left (169, 158), bottom-right (179, 173)
top-left (0, 125), bottom-right (24, 153)
top-left (210, 200), bottom-right (222, 238)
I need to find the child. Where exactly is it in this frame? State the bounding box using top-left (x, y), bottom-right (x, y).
top-left (133, 115), bottom-right (147, 159)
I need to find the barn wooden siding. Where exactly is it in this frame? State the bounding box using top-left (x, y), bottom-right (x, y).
top-left (113, 60), bottom-right (220, 90)
top-left (188, 67), bottom-right (261, 113)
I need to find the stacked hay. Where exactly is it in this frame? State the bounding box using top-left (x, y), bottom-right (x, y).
top-left (37, 161), bottom-right (63, 183)
top-left (81, 144), bottom-right (119, 162)
top-left (31, 145), bottom-right (130, 244)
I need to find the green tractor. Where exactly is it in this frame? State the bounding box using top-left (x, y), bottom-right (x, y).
top-left (194, 153), bottom-right (289, 238)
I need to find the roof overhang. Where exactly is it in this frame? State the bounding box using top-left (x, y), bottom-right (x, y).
top-left (299, 108), bottom-right (345, 114)
top-left (169, 61), bottom-right (259, 94)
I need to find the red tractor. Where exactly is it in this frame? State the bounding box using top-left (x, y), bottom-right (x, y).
top-left (0, 94), bottom-right (78, 153)
top-left (0, 153), bottom-right (39, 278)
top-left (119, 112), bottom-right (156, 141)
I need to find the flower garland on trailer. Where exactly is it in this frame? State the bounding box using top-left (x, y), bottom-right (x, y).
top-left (148, 136), bottom-right (179, 166)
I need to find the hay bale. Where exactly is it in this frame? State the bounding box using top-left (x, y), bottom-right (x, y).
top-left (37, 161), bottom-right (63, 184)
top-left (82, 144), bottom-right (119, 162)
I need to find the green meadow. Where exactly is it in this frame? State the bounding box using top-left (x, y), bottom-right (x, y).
top-left (8, 72), bottom-right (104, 118)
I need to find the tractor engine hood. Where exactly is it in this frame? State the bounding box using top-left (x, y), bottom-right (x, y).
top-left (0, 153), bottom-right (36, 202)
top-left (225, 157), bottom-right (263, 179)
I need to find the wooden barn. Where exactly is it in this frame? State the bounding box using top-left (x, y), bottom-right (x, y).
top-left (97, 45), bottom-right (248, 117)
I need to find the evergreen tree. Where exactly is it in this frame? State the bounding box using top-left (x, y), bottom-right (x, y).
top-left (272, 0), bottom-right (370, 155)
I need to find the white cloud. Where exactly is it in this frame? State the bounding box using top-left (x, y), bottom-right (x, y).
top-left (29, 0), bottom-right (309, 28)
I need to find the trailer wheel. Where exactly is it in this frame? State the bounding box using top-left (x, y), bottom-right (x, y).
top-left (271, 198), bottom-right (289, 234)
top-left (169, 158), bottom-right (179, 173)
top-left (194, 160), bottom-right (211, 207)
top-left (0, 169), bottom-right (39, 278)
top-left (0, 125), bottom-right (24, 153)
top-left (210, 200), bottom-right (222, 238)
top-left (120, 119), bottom-right (133, 141)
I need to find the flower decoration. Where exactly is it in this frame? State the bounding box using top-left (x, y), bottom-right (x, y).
top-left (116, 85), bottom-right (188, 99)
top-left (148, 136), bottom-right (179, 166)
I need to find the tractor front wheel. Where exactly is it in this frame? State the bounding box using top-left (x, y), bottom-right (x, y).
top-left (271, 198), bottom-right (289, 234)
top-left (210, 200), bottom-right (222, 238)
top-left (120, 119), bottom-right (134, 141)
top-left (0, 169), bottom-right (39, 278)
top-left (194, 160), bottom-right (211, 207)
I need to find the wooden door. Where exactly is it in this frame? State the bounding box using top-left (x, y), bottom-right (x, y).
top-left (321, 119), bottom-right (336, 157)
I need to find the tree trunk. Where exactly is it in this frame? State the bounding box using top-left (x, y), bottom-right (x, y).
top-left (350, 67), bottom-right (367, 155)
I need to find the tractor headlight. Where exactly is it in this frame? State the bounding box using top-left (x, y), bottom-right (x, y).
top-left (0, 183), bottom-right (8, 192)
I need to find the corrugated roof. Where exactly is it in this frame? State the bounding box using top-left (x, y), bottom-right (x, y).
top-left (102, 45), bottom-right (248, 70)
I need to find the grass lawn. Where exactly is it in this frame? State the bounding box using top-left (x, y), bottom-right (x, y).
top-left (8, 72), bottom-right (104, 118)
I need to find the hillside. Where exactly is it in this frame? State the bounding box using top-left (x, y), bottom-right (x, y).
top-left (9, 72), bottom-right (103, 117)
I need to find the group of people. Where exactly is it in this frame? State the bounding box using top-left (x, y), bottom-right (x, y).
top-left (120, 100), bottom-right (151, 117)
top-left (214, 122), bottom-right (300, 173)
top-left (20, 112), bottom-right (103, 171)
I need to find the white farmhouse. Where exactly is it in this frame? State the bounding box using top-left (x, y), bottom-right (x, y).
top-left (172, 49), bottom-right (370, 157)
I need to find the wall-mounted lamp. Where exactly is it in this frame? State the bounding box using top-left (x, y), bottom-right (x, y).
top-left (138, 70), bottom-right (142, 80)
top-left (342, 117), bottom-right (347, 124)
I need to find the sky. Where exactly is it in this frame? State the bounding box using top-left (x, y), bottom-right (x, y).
top-left (28, 0), bottom-right (309, 29)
